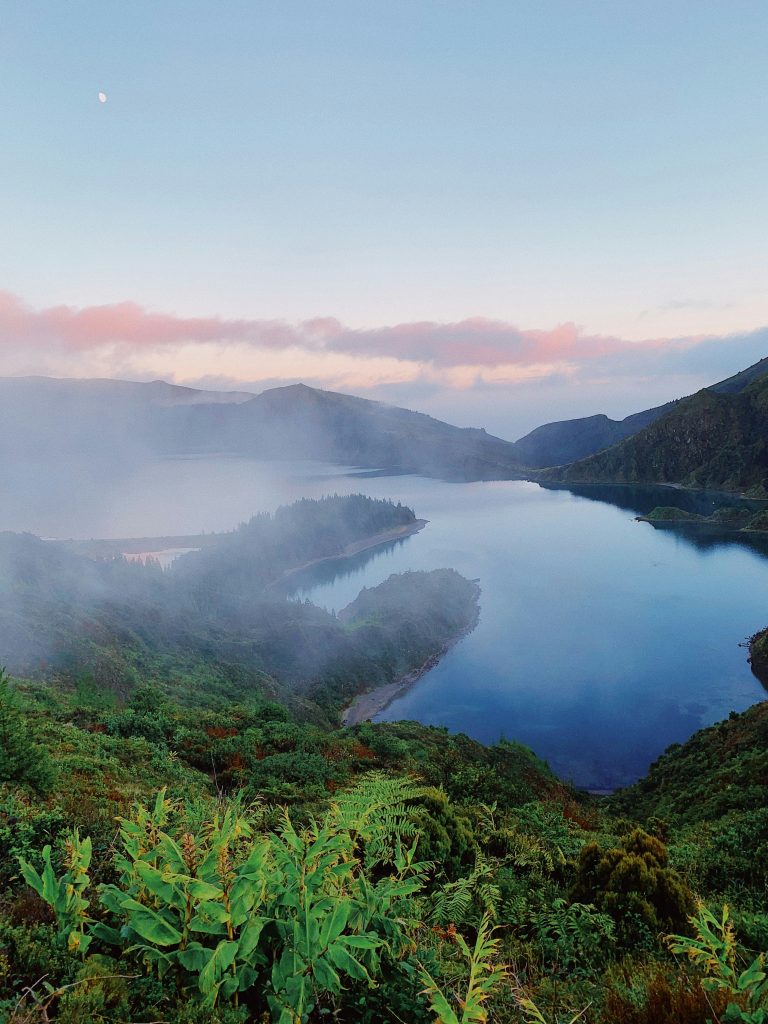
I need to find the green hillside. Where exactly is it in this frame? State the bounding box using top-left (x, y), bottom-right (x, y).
top-left (545, 373), bottom-right (768, 494)
top-left (513, 355), bottom-right (768, 472)
top-left (4, 667), bottom-right (768, 1023)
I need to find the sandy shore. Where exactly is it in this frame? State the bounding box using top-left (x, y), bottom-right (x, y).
top-left (342, 594), bottom-right (480, 726)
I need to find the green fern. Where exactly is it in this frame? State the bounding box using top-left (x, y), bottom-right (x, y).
top-left (431, 859), bottom-right (501, 926)
top-left (331, 771), bottom-right (429, 867)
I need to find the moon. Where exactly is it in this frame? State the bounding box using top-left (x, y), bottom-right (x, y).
top-left (98, 91), bottom-right (107, 103)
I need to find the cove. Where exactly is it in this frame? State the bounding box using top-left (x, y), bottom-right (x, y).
top-left (283, 476), bottom-right (768, 791)
top-left (6, 454), bottom-right (767, 791)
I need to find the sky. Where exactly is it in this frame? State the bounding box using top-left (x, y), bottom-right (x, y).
top-left (2, 0), bottom-right (768, 438)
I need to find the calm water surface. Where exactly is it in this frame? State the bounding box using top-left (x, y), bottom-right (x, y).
top-left (4, 455), bottom-right (767, 790)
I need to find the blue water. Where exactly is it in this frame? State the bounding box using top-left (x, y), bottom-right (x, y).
top-left (282, 476), bottom-right (768, 790)
top-left (5, 454), bottom-right (767, 790)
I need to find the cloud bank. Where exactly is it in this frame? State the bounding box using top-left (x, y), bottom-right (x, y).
top-left (0, 288), bottom-right (714, 372)
top-left (2, 289), bottom-right (767, 436)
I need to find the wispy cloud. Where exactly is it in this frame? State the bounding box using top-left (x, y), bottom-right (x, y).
top-left (1, 289), bottom-right (766, 396)
top-left (0, 289), bottom-right (684, 369)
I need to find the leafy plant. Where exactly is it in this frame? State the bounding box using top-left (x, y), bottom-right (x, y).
top-left (418, 913), bottom-right (507, 1023)
top-left (430, 858), bottom-right (501, 927)
top-left (18, 779), bottom-right (432, 1022)
top-left (0, 669), bottom-right (55, 793)
top-left (19, 830), bottom-right (93, 954)
top-left (513, 991), bottom-right (590, 1024)
top-left (528, 897), bottom-right (615, 978)
top-left (668, 903), bottom-right (768, 1023)
top-left (571, 829), bottom-right (693, 942)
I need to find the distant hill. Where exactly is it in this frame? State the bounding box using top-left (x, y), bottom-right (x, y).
top-left (157, 382), bottom-right (525, 479)
top-left (544, 365), bottom-right (768, 495)
top-left (512, 355), bottom-right (768, 469)
top-left (511, 404), bottom-right (675, 468)
top-left (0, 376), bottom-right (525, 481)
top-left (0, 375), bottom-right (254, 458)
top-left (0, 375), bottom-right (255, 406)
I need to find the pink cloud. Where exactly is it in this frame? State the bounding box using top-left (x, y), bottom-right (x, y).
top-left (0, 291), bottom-right (304, 352)
top-left (0, 288), bottom-right (714, 376)
top-left (333, 317), bottom-right (643, 367)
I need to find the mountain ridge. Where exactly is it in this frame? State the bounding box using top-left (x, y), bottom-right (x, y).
top-left (544, 368), bottom-right (768, 495)
top-left (0, 374), bottom-right (525, 481)
top-left (512, 354), bottom-right (768, 469)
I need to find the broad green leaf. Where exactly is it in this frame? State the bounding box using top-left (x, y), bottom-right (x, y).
top-left (328, 943), bottom-right (371, 983)
top-left (739, 957), bottom-right (767, 991)
top-left (42, 849), bottom-right (58, 904)
top-left (135, 862), bottom-right (182, 907)
top-left (99, 884), bottom-right (125, 916)
top-left (178, 942), bottom-right (212, 972)
top-left (311, 955), bottom-right (341, 993)
top-left (18, 859), bottom-right (44, 900)
top-left (319, 899), bottom-right (350, 948)
top-left (91, 923), bottom-right (123, 946)
top-left (198, 940), bottom-right (239, 996)
top-left (219, 975), bottom-right (239, 1001)
top-left (421, 983), bottom-right (460, 1024)
top-left (190, 901), bottom-right (230, 934)
top-left (156, 833), bottom-right (187, 873)
top-left (340, 933), bottom-right (383, 950)
top-left (120, 898), bottom-right (182, 946)
top-left (237, 917), bottom-right (268, 960)
top-left (77, 836), bottom-right (92, 872)
top-left (187, 879), bottom-right (225, 902)
top-left (237, 965), bottom-right (258, 992)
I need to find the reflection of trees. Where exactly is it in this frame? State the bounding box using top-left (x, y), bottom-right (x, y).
top-left (539, 482), bottom-right (768, 559)
top-left (642, 521), bottom-right (768, 557)
top-left (272, 535), bottom-right (412, 596)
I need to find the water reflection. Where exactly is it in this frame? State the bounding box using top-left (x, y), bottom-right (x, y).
top-left (3, 453), bottom-right (767, 791)
top-left (291, 476), bottom-right (768, 790)
top-left (540, 481), bottom-right (768, 518)
top-left (268, 535), bottom-right (414, 599)
top-left (541, 482), bottom-right (768, 557)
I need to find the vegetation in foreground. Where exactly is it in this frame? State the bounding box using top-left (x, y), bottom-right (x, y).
top-left (1, 669), bottom-right (768, 1023)
top-left (1, 491), bottom-right (767, 1022)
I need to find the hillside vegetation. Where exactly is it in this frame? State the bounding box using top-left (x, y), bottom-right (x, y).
top-left (545, 374), bottom-right (768, 495)
top-left (3, 667), bottom-right (768, 1023)
top-left (513, 355), bottom-right (768, 470)
top-left (0, 496), bottom-right (478, 721)
top-left (2, 493), bottom-right (768, 1022)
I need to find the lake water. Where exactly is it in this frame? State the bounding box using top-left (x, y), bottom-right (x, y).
top-left (4, 455), bottom-right (767, 790)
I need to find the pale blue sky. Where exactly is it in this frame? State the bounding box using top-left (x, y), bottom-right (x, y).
top-left (2, 1), bottom-right (768, 434)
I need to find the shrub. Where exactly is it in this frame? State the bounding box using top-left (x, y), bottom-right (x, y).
top-left (571, 829), bottom-right (693, 944)
top-left (0, 670), bottom-right (55, 793)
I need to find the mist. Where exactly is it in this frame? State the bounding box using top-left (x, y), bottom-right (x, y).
top-left (0, 375), bottom-right (533, 538)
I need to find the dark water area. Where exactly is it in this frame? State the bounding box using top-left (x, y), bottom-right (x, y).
top-left (286, 477), bottom-right (768, 791)
top-left (3, 454), bottom-right (767, 790)
top-left (540, 480), bottom-right (768, 518)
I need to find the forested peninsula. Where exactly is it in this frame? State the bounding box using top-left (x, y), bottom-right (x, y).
top-left (2, 495), bottom-right (768, 1023)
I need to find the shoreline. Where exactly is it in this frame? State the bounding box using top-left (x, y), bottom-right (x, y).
top-left (636, 515), bottom-right (768, 535)
top-left (62, 520), bottom-right (427, 568)
top-left (540, 477), bottom-right (768, 502)
top-left (266, 519), bottom-right (428, 591)
top-left (341, 593), bottom-right (481, 727)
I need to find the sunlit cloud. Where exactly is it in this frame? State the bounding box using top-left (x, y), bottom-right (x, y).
top-left (1, 289), bottom-right (767, 410)
top-left (0, 289), bottom-right (691, 370)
